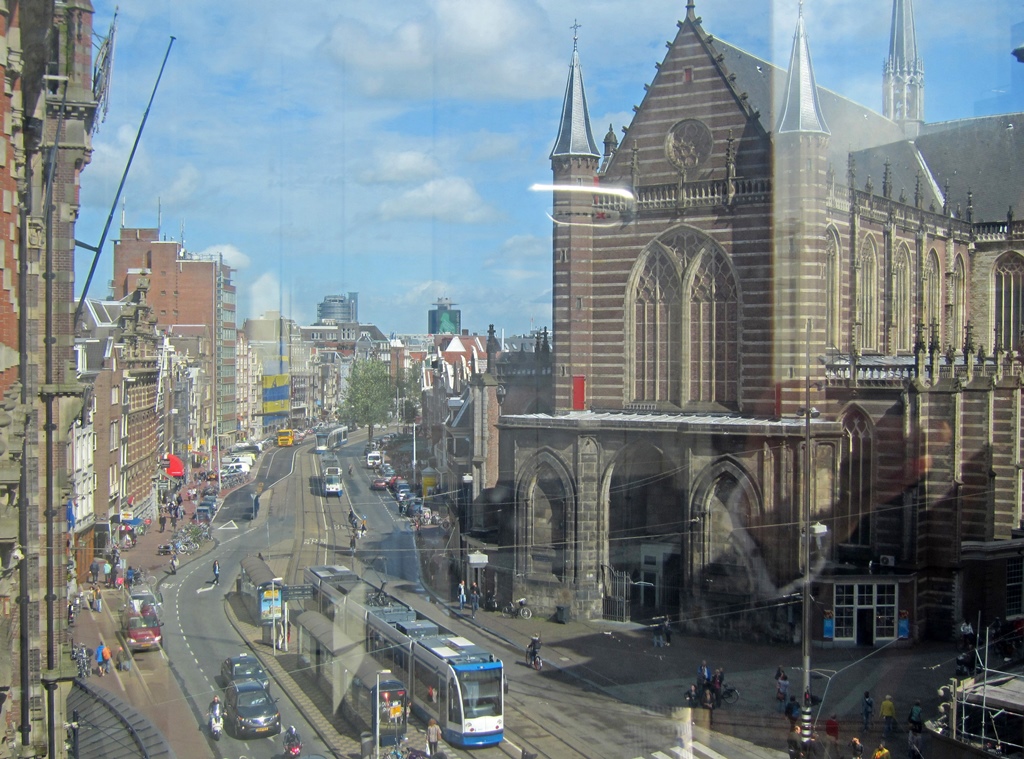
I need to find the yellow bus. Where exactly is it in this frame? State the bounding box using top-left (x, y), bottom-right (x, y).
top-left (276, 429), bottom-right (294, 447)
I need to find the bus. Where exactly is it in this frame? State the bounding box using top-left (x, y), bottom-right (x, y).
top-left (277, 429), bottom-right (294, 447)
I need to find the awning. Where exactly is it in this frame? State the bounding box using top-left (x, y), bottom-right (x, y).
top-left (165, 453), bottom-right (185, 478)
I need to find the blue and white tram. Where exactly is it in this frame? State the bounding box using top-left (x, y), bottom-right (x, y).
top-left (366, 613), bottom-right (504, 747)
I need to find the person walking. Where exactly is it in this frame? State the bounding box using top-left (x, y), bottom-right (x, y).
top-left (907, 699), bottom-right (924, 733)
top-left (212, 559), bottom-right (220, 585)
top-left (116, 646), bottom-right (131, 672)
top-left (95, 641), bottom-right (106, 677)
top-left (457, 580), bottom-right (467, 611)
top-left (101, 643), bottom-right (112, 675)
top-left (777, 672), bottom-right (791, 712)
top-left (697, 660), bottom-right (711, 691)
top-left (849, 736), bottom-right (865, 757)
top-left (170, 553), bottom-right (178, 575)
top-left (469, 584), bottom-right (480, 618)
top-left (862, 690), bottom-right (875, 731)
top-left (871, 740), bottom-right (891, 759)
top-left (825, 714), bottom-right (840, 759)
top-left (426, 717), bottom-right (441, 756)
top-left (880, 694), bottom-right (896, 738)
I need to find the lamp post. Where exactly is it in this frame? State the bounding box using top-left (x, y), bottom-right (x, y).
top-left (799, 319), bottom-right (818, 748)
top-left (375, 669), bottom-right (391, 759)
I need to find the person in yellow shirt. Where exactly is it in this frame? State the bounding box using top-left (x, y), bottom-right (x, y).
top-left (880, 694), bottom-right (896, 738)
top-left (871, 740), bottom-right (891, 759)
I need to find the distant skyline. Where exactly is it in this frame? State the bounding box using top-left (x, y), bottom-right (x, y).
top-left (77, 1), bottom-right (1024, 335)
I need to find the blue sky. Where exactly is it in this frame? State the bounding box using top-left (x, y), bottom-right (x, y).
top-left (77, 1), bottom-right (1024, 335)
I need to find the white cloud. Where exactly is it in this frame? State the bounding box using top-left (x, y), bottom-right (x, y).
top-left (362, 150), bottom-right (441, 183)
top-left (195, 244), bottom-right (251, 270)
top-left (377, 177), bottom-right (499, 223)
top-left (248, 272), bottom-right (282, 320)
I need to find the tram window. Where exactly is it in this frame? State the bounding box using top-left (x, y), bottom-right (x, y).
top-left (459, 670), bottom-right (501, 718)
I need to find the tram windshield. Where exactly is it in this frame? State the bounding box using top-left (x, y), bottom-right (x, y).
top-left (457, 668), bottom-right (502, 719)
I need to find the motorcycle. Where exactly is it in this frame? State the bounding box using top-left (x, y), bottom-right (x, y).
top-left (208, 705), bottom-right (223, 740)
top-left (284, 727), bottom-right (302, 756)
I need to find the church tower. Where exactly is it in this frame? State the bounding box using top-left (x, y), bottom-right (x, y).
top-left (883, 0), bottom-right (924, 137)
top-left (550, 29), bottom-right (600, 413)
top-left (774, 1), bottom-right (830, 414)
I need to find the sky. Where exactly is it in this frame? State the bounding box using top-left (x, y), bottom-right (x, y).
top-left (77, 0), bottom-right (1024, 336)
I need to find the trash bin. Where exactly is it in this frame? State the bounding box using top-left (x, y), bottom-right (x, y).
top-left (555, 605), bottom-right (569, 624)
top-left (360, 731), bottom-right (374, 759)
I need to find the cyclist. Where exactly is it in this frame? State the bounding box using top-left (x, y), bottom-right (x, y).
top-left (526, 634), bottom-right (542, 667)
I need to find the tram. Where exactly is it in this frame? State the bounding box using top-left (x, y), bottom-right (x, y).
top-left (302, 565), bottom-right (504, 748)
top-left (315, 426), bottom-right (348, 453)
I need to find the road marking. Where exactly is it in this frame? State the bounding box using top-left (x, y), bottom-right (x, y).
top-left (196, 585), bottom-right (215, 594)
top-left (217, 520), bottom-right (239, 530)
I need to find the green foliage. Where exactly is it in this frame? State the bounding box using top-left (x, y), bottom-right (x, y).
top-left (341, 360), bottom-right (393, 438)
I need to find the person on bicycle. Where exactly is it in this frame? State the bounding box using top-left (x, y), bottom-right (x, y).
top-left (527, 634), bottom-right (541, 666)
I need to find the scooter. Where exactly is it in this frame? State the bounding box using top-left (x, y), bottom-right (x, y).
top-left (208, 706), bottom-right (223, 740)
top-left (284, 728), bottom-right (302, 756)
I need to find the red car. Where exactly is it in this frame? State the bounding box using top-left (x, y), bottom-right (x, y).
top-left (370, 477), bottom-right (388, 491)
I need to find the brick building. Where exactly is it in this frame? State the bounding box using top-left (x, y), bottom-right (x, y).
top-left (112, 228), bottom-right (238, 442)
top-left (495, 0), bottom-right (1024, 645)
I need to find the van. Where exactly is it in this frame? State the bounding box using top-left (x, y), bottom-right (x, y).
top-left (123, 603), bottom-right (162, 651)
top-left (221, 461), bottom-right (250, 476)
top-left (366, 451), bottom-right (382, 468)
top-left (225, 453), bottom-right (256, 467)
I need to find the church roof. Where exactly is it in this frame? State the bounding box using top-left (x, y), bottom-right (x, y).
top-left (550, 43), bottom-right (600, 159)
top-left (776, 9), bottom-right (829, 135)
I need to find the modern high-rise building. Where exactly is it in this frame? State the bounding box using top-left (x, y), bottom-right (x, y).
top-left (317, 292), bottom-right (358, 324)
top-left (112, 229), bottom-right (238, 444)
top-left (428, 297), bottom-right (461, 335)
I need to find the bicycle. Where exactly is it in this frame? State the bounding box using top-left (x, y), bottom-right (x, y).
top-left (720, 684), bottom-right (739, 704)
top-left (501, 598), bottom-right (533, 619)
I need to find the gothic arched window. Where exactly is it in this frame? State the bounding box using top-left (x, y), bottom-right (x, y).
top-left (825, 227), bottom-right (841, 349)
top-left (924, 249), bottom-right (942, 339)
top-left (858, 237), bottom-right (878, 351)
top-left (995, 252), bottom-right (1024, 352)
top-left (688, 250), bottom-right (738, 405)
top-left (631, 246), bottom-right (682, 404)
top-left (893, 245), bottom-right (911, 352)
top-left (838, 410), bottom-right (873, 547)
top-left (951, 255), bottom-right (966, 352)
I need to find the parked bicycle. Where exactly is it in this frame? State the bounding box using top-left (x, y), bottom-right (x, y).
top-left (720, 684), bottom-right (740, 704)
top-left (501, 598), bottom-right (533, 619)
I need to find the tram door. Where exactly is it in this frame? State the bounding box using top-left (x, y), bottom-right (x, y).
top-left (438, 677), bottom-right (449, 733)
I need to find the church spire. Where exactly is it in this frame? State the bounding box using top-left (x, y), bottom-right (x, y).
top-left (884, 0), bottom-right (924, 136)
top-left (550, 22), bottom-right (600, 159)
top-left (776, 1), bottom-right (829, 135)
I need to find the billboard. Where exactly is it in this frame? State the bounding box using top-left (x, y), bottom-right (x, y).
top-left (262, 374), bottom-right (290, 418)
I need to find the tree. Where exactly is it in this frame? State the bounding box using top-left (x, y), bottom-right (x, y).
top-left (394, 367), bottom-right (421, 423)
top-left (341, 360), bottom-right (393, 440)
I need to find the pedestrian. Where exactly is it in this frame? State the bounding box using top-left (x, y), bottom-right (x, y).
top-left (787, 723), bottom-right (802, 758)
top-left (95, 641), bottom-right (106, 677)
top-left (880, 694), bottom-right (896, 738)
top-left (212, 559), bottom-right (220, 585)
top-left (701, 685), bottom-right (715, 724)
top-left (786, 696), bottom-right (800, 727)
top-left (116, 646), bottom-right (131, 672)
top-left (849, 736), bottom-right (865, 757)
top-left (907, 699), bottom-right (923, 733)
top-left (664, 619), bottom-right (672, 645)
top-left (653, 620), bottom-right (666, 647)
top-left (697, 660), bottom-right (711, 691)
top-left (862, 690), bottom-right (875, 731)
top-left (170, 553), bottom-right (178, 575)
top-left (470, 585), bottom-right (480, 618)
top-left (871, 740), bottom-right (891, 759)
top-left (457, 580), bottom-right (467, 610)
top-left (159, 513), bottom-right (166, 532)
top-left (907, 730), bottom-right (923, 759)
top-left (89, 558), bottom-right (100, 584)
top-left (825, 713), bottom-right (840, 759)
top-left (684, 684), bottom-right (700, 708)
top-left (426, 717), bottom-right (441, 756)
top-left (711, 668), bottom-right (724, 707)
top-left (777, 672), bottom-right (791, 712)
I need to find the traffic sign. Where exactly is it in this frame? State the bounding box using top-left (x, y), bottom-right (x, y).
top-left (283, 583), bottom-right (315, 601)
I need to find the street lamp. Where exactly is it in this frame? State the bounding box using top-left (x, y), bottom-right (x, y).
top-left (799, 319), bottom-right (819, 748)
top-left (375, 669), bottom-right (391, 759)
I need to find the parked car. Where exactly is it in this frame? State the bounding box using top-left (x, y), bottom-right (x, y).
top-left (224, 679), bottom-right (280, 738)
top-left (370, 477), bottom-right (389, 491)
top-left (388, 476), bottom-right (406, 491)
top-left (220, 653), bottom-right (270, 691)
top-left (130, 590), bottom-right (163, 612)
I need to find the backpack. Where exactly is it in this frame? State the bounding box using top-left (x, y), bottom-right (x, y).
top-left (102, 646), bottom-right (111, 661)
